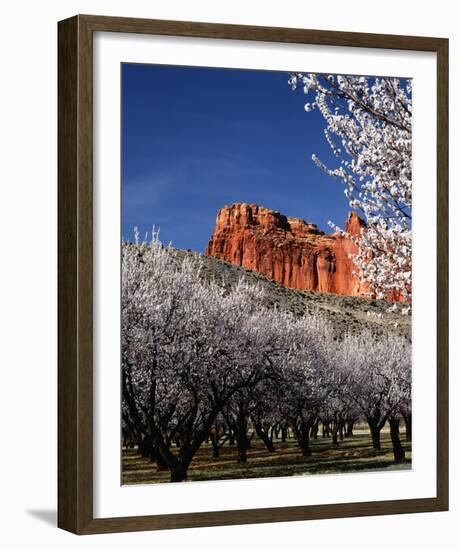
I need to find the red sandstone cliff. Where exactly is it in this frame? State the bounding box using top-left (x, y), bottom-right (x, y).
top-left (205, 203), bottom-right (368, 298)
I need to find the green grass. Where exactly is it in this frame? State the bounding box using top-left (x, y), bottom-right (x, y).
top-left (122, 430), bottom-right (411, 484)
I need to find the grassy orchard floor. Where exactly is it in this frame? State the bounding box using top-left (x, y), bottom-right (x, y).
top-left (122, 429), bottom-right (412, 484)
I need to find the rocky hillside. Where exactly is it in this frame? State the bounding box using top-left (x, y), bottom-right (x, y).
top-left (174, 248), bottom-right (411, 340)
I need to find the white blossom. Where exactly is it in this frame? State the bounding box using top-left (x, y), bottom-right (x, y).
top-left (290, 73), bottom-right (412, 302)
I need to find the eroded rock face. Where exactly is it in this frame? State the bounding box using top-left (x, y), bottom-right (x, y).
top-left (205, 203), bottom-right (368, 297)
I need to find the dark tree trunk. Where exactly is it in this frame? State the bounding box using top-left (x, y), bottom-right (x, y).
top-left (389, 416), bottom-right (405, 462)
top-left (236, 428), bottom-right (250, 462)
top-left (331, 417), bottom-right (339, 446)
top-left (122, 429), bottom-right (136, 448)
top-left (150, 447), bottom-right (169, 470)
top-left (235, 413), bottom-right (251, 463)
top-left (237, 446), bottom-right (247, 463)
top-left (345, 420), bottom-right (354, 437)
top-left (281, 426), bottom-right (288, 443)
top-left (167, 408), bottom-right (224, 482)
top-left (311, 419), bottom-right (319, 440)
top-left (299, 432), bottom-right (312, 456)
top-left (402, 411), bottom-right (412, 441)
top-left (332, 429), bottom-right (339, 446)
top-left (209, 427), bottom-right (226, 459)
top-left (259, 432), bottom-right (275, 453)
top-left (254, 422), bottom-right (275, 453)
top-left (137, 437), bottom-right (168, 470)
top-left (294, 423), bottom-right (312, 457)
top-left (138, 437), bottom-right (151, 458)
top-left (369, 422), bottom-right (382, 449)
top-left (236, 431), bottom-right (252, 463)
top-left (339, 421), bottom-right (344, 441)
top-left (170, 462), bottom-right (188, 482)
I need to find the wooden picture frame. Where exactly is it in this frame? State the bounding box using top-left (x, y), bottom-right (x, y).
top-left (58, 14), bottom-right (449, 535)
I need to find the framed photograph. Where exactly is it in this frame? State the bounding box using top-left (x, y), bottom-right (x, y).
top-left (58, 15), bottom-right (448, 534)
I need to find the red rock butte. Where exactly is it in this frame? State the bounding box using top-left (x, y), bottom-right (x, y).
top-left (205, 203), bottom-right (369, 298)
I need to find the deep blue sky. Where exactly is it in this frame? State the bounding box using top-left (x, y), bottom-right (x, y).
top-left (121, 63), bottom-right (350, 251)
